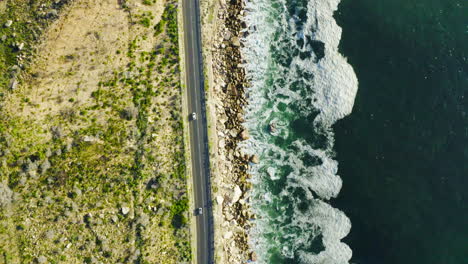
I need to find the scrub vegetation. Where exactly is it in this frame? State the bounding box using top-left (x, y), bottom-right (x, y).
top-left (0, 0), bottom-right (190, 263)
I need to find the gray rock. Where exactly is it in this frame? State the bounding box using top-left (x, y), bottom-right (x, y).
top-left (111, 215), bottom-right (118, 223)
top-left (39, 159), bottom-right (51, 174)
top-left (37, 255), bottom-right (47, 264)
top-left (239, 129), bottom-right (249, 140)
top-left (0, 183), bottom-right (14, 209)
top-left (250, 155), bottom-right (259, 164)
top-left (216, 195), bottom-right (224, 205)
top-left (218, 139), bottom-right (225, 149)
top-left (223, 231), bottom-right (233, 239)
top-left (250, 252), bottom-right (257, 261)
top-left (82, 135), bottom-right (98, 143)
top-left (230, 185), bottom-right (242, 204)
top-left (44, 196), bottom-right (52, 204)
top-left (229, 130), bottom-right (238, 138)
top-left (136, 212), bottom-right (150, 227)
top-left (224, 211), bottom-right (234, 221)
top-left (224, 31), bottom-right (232, 41)
top-left (268, 122), bottom-right (277, 133)
top-left (121, 206), bottom-right (130, 215)
top-left (47, 9), bottom-right (58, 18)
top-left (9, 79), bottom-right (18, 90)
top-left (45, 148), bottom-right (52, 157)
top-left (232, 37), bottom-right (241, 47)
top-left (45, 230), bottom-right (55, 240)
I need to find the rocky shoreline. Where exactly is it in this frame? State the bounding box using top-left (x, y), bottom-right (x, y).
top-left (200, 0), bottom-right (256, 263)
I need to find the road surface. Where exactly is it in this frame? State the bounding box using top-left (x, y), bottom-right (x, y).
top-left (181, 0), bottom-right (214, 263)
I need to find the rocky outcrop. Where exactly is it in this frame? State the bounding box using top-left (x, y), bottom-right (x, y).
top-left (205, 0), bottom-right (255, 262)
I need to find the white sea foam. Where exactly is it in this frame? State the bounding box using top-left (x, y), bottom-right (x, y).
top-left (241, 0), bottom-right (358, 263)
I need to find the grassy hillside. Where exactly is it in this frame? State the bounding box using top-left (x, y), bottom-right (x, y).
top-left (0, 0), bottom-right (190, 263)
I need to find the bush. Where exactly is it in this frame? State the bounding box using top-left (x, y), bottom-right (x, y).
top-left (120, 106), bottom-right (139, 120)
top-left (170, 197), bottom-right (189, 228)
top-left (139, 17), bottom-right (151, 28)
top-left (154, 21), bottom-right (165, 36)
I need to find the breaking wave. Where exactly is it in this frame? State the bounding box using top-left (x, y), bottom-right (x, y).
top-left (240, 0), bottom-right (358, 263)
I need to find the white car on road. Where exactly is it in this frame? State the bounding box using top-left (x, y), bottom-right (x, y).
top-left (196, 207), bottom-right (203, 215)
top-left (191, 112), bottom-right (197, 120)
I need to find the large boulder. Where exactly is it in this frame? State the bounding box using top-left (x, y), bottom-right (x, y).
top-left (121, 206), bottom-right (130, 215)
top-left (216, 195), bottom-right (224, 205)
top-left (268, 122), bottom-right (277, 133)
top-left (229, 185), bottom-right (242, 205)
top-left (231, 37), bottom-right (240, 47)
top-left (223, 231), bottom-right (233, 239)
top-left (250, 155), bottom-right (259, 164)
top-left (239, 129), bottom-right (249, 140)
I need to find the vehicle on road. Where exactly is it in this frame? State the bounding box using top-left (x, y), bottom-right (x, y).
top-left (195, 207), bottom-right (203, 216)
top-left (191, 112), bottom-right (197, 121)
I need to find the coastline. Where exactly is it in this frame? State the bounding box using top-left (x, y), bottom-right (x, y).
top-left (200, 0), bottom-right (255, 263)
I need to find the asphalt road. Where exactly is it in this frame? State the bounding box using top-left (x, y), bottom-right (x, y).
top-left (181, 0), bottom-right (214, 263)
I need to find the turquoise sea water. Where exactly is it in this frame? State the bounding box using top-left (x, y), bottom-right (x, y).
top-left (242, 0), bottom-right (467, 263)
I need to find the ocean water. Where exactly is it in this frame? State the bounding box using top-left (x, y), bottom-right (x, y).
top-left (241, 0), bottom-right (467, 263)
top-left (333, 0), bottom-right (468, 263)
top-left (242, 0), bottom-right (357, 262)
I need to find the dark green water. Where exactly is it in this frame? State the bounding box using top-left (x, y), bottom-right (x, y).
top-left (333, 0), bottom-right (468, 263)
